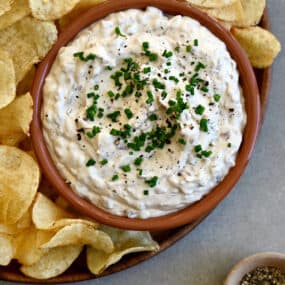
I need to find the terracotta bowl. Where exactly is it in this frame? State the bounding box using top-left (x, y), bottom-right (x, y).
top-left (31, 0), bottom-right (260, 231)
top-left (224, 252), bottom-right (285, 285)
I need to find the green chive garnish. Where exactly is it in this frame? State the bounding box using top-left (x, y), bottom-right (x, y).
top-left (195, 105), bottom-right (205, 115)
top-left (145, 176), bottom-right (158, 188)
top-left (214, 94), bottom-right (221, 102)
top-left (200, 118), bottom-right (208, 132)
top-left (124, 108), bottom-right (133, 119)
top-left (121, 164), bottom-right (131, 172)
top-left (86, 159), bottom-right (96, 167)
top-left (114, 26), bottom-right (126, 37)
top-left (134, 157), bottom-right (143, 166)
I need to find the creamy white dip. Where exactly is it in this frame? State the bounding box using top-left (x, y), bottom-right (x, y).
top-left (42, 7), bottom-right (246, 218)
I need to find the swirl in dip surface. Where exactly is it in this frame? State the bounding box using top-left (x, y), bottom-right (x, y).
top-left (42, 7), bottom-right (246, 219)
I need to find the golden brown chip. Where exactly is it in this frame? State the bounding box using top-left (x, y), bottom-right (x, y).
top-left (0, 16), bottom-right (57, 83)
top-left (0, 0), bottom-right (12, 16)
top-left (0, 0), bottom-right (30, 31)
top-left (0, 145), bottom-right (40, 224)
top-left (0, 49), bottom-right (16, 109)
top-left (187, 0), bottom-right (238, 8)
top-left (41, 223), bottom-right (114, 253)
top-left (232, 0), bottom-right (266, 27)
top-left (203, 0), bottom-right (244, 22)
top-left (29, 0), bottom-right (80, 21)
top-left (14, 228), bottom-right (53, 265)
top-left (32, 193), bottom-right (99, 230)
top-left (0, 234), bottom-right (14, 265)
top-left (232, 26), bottom-right (281, 68)
top-left (87, 226), bottom-right (159, 275)
top-left (0, 93), bottom-right (33, 146)
top-left (16, 65), bottom-right (35, 95)
top-left (58, 0), bottom-right (105, 30)
top-left (20, 245), bottom-right (83, 279)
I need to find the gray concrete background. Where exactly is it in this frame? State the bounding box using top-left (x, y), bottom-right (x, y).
top-left (1, 0), bottom-right (285, 284)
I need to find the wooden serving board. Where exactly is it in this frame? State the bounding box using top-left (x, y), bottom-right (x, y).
top-left (0, 8), bottom-right (271, 285)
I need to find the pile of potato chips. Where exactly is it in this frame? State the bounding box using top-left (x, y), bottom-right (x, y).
top-left (0, 0), bottom-right (281, 280)
top-left (187, 0), bottom-right (281, 68)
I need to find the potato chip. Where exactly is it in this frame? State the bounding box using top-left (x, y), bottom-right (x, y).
top-left (232, 0), bottom-right (266, 27)
top-left (0, 145), bottom-right (40, 224)
top-left (0, 0), bottom-right (12, 16)
top-left (20, 245), bottom-right (83, 279)
top-left (87, 226), bottom-right (159, 275)
top-left (29, 0), bottom-right (80, 21)
top-left (41, 223), bottom-right (114, 253)
top-left (58, 0), bottom-right (105, 30)
top-left (14, 228), bottom-right (53, 265)
top-left (32, 193), bottom-right (99, 230)
top-left (0, 0), bottom-right (30, 31)
top-left (0, 49), bottom-right (16, 109)
top-left (0, 16), bottom-right (57, 82)
top-left (187, 0), bottom-right (238, 8)
top-left (17, 65), bottom-right (35, 95)
top-left (0, 93), bottom-right (33, 146)
top-left (0, 234), bottom-right (14, 265)
top-left (203, 1), bottom-right (244, 22)
top-left (232, 26), bottom-right (281, 68)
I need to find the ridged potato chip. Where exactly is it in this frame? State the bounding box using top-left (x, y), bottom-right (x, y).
top-left (0, 93), bottom-right (33, 146)
top-left (203, 1), bottom-right (244, 22)
top-left (14, 228), bottom-right (53, 265)
top-left (29, 0), bottom-right (80, 21)
top-left (0, 234), bottom-right (14, 265)
top-left (187, 0), bottom-right (238, 8)
top-left (232, 0), bottom-right (266, 27)
top-left (20, 245), bottom-right (83, 279)
top-left (58, 0), bottom-right (105, 30)
top-left (0, 0), bottom-right (30, 31)
top-left (41, 223), bottom-right (114, 253)
top-left (0, 0), bottom-right (12, 16)
top-left (0, 145), bottom-right (40, 224)
top-left (232, 26), bottom-right (281, 68)
top-left (0, 49), bottom-right (15, 109)
top-left (0, 16), bottom-right (57, 83)
top-left (32, 193), bottom-right (99, 230)
top-left (87, 226), bottom-right (159, 275)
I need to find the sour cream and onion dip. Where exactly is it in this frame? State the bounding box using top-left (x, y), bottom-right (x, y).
top-left (41, 7), bottom-right (246, 219)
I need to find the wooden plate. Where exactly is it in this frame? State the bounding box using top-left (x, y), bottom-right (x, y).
top-left (0, 6), bottom-right (271, 284)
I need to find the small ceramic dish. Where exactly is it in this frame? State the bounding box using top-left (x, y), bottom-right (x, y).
top-left (31, 0), bottom-right (260, 231)
top-left (224, 252), bottom-right (285, 285)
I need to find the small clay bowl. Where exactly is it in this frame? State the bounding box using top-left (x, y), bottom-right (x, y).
top-left (224, 252), bottom-right (285, 285)
top-left (31, 0), bottom-right (260, 231)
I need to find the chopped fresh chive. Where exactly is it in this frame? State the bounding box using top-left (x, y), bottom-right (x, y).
top-left (178, 138), bottom-right (186, 145)
top-left (169, 76), bottom-right (179, 84)
top-left (194, 145), bottom-right (202, 152)
top-left (142, 42), bottom-right (149, 50)
top-left (145, 145), bottom-right (154, 153)
top-left (114, 26), bottom-right (126, 37)
top-left (110, 128), bottom-right (122, 136)
top-left (86, 159), bottom-right (96, 167)
top-left (201, 150), bottom-right (212, 158)
top-left (195, 105), bottom-right (205, 115)
top-left (186, 45), bottom-right (192, 53)
top-left (149, 53), bottom-right (158, 61)
top-left (87, 92), bottom-right (95, 98)
top-left (168, 99), bottom-right (176, 106)
top-left (162, 50), bottom-right (173, 58)
top-left (145, 176), bottom-right (158, 188)
top-left (143, 67), bottom-right (151, 74)
top-left (94, 84), bottom-right (99, 90)
top-left (107, 110), bottom-right (121, 122)
top-left (143, 190), bottom-right (149, 196)
top-left (200, 86), bottom-right (209, 92)
top-left (185, 84), bottom-right (195, 95)
top-left (86, 126), bottom-right (101, 138)
top-left (135, 91), bottom-right (142, 98)
top-left (121, 84), bottom-right (134, 97)
top-left (100, 159), bottom-right (108, 165)
top-left (214, 94), bottom-right (221, 102)
top-left (195, 62), bottom-right (206, 72)
top-left (138, 169), bottom-right (143, 176)
top-left (161, 91), bottom-right (167, 99)
top-left (112, 174), bottom-right (119, 181)
top-left (194, 39), bottom-right (199, 46)
top-left (227, 143), bottom-right (232, 148)
top-left (134, 157), bottom-right (143, 166)
top-left (166, 62), bottom-right (171, 66)
top-left (86, 106), bottom-right (96, 121)
top-left (179, 72), bottom-right (185, 77)
top-left (121, 164), bottom-right (131, 172)
top-left (175, 46), bottom-right (180, 52)
top-left (200, 118), bottom-right (208, 132)
top-left (148, 114), bottom-right (158, 121)
top-left (153, 78), bottom-right (165, 90)
top-left (164, 69), bottom-right (170, 74)
top-left (124, 108), bottom-right (133, 119)
top-left (107, 90), bottom-right (115, 98)
top-left (106, 65), bottom-right (113, 70)
top-left (73, 51), bottom-right (96, 62)
top-left (146, 91), bottom-right (154, 104)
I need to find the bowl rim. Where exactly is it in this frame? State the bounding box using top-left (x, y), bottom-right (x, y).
top-left (224, 252), bottom-right (285, 285)
top-left (31, 0), bottom-right (260, 231)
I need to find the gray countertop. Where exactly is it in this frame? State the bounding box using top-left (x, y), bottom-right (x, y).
top-left (2, 1), bottom-right (285, 284)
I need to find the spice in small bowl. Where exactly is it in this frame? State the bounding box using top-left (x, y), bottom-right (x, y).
top-left (239, 266), bottom-right (285, 285)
